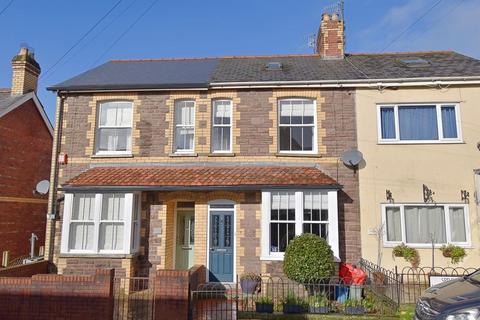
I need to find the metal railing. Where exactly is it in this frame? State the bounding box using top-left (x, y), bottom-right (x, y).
top-left (113, 277), bottom-right (155, 320)
top-left (190, 276), bottom-right (398, 319)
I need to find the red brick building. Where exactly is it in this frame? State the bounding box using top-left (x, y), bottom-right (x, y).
top-left (0, 48), bottom-right (53, 260)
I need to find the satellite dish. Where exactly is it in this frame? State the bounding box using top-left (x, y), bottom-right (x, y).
top-left (341, 149), bottom-right (363, 167)
top-left (35, 180), bottom-right (50, 195)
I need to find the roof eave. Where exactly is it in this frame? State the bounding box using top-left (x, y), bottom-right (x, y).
top-left (46, 83), bottom-right (210, 92)
top-left (60, 183), bottom-right (343, 192)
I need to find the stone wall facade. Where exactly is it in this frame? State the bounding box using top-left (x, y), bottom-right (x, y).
top-left (50, 88), bottom-right (360, 277)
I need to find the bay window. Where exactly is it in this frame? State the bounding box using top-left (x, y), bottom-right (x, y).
top-left (377, 103), bottom-right (461, 143)
top-left (278, 99), bottom-right (316, 153)
top-left (261, 190), bottom-right (339, 260)
top-left (174, 100), bottom-right (195, 153)
top-left (212, 100), bottom-right (232, 153)
top-left (61, 193), bottom-right (140, 254)
top-left (96, 101), bottom-right (133, 154)
top-left (382, 203), bottom-right (470, 247)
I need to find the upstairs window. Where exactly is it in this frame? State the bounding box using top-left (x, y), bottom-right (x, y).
top-left (174, 100), bottom-right (195, 153)
top-left (212, 100), bottom-right (232, 153)
top-left (96, 101), bottom-right (133, 154)
top-left (378, 104), bottom-right (461, 143)
top-left (278, 99), bottom-right (316, 153)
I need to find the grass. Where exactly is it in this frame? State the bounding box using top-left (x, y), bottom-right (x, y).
top-left (396, 304), bottom-right (415, 320)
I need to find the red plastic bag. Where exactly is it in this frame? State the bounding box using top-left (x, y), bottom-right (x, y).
top-left (351, 267), bottom-right (366, 285)
top-left (339, 263), bottom-right (354, 284)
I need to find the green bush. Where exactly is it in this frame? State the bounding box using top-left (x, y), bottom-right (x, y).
top-left (283, 233), bottom-right (335, 283)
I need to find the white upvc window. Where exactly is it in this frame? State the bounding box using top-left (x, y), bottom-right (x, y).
top-left (382, 203), bottom-right (471, 248)
top-left (96, 101), bottom-right (133, 155)
top-left (174, 100), bottom-right (195, 153)
top-left (61, 193), bottom-right (140, 255)
top-left (261, 190), bottom-right (339, 261)
top-left (377, 103), bottom-right (462, 143)
top-left (212, 100), bottom-right (232, 153)
top-left (278, 99), bottom-right (317, 153)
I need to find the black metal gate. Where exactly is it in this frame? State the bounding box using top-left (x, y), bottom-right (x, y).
top-left (113, 277), bottom-right (155, 320)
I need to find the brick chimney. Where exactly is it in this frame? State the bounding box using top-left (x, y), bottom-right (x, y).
top-left (11, 47), bottom-right (41, 96)
top-left (316, 13), bottom-right (345, 59)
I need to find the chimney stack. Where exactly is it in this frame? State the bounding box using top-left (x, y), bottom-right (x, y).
top-left (11, 46), bottom-right (41, 96)
top-left (315, 12), bottom-right (345, 59)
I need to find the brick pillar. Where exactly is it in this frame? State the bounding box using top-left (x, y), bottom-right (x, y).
top-left (154, 269), bottom-right (190, 320)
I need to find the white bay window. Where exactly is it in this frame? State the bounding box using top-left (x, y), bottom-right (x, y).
top-left (261, 190), bottom-right (339, 260)
top-left (61, 193), bottom-right (141, 254)
top-left (382, 203), bottom-right (470, 247)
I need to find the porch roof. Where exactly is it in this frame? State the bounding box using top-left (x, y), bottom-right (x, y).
top-left (62, 165), bottom-right (340, 191)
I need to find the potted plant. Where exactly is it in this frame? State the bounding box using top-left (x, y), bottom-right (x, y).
top-left (392, 243), bottom-right (420, 268)
top-left (282, 291), bottom-right (307, 314)
top-left (392, 244), bottom-right (406, 257)
top-left (240, 273), bottom-right (261, 294)
top-left (255, 296), bottom-right (274, 313)
top-left (440, 244), bottom-right (467, 264)
top-left (344, 298), bottom-right (365, 315)
top-left (308, 293), bottom-right (330, 314)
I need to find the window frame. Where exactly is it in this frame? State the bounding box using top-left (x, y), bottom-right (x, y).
top-left (277, 98), bottom-right (318, 154)
top-left (211, 99), bottom-right (233, 153)
top-left (260, 189), bottom-right (339, 261)
top-left (376, 103), bottom-right (462, 144)
top-left (381, 203), bottom-right (471, 248)
top-left (173, 99), bottom-right (196, 154)
top-left (61, 192), bottom-right (139, 255)
top-left (95, 100), bottom-right (133, 156)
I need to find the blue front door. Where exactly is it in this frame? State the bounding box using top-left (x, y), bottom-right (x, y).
top-left (209, 210), bottom-right (234, 282)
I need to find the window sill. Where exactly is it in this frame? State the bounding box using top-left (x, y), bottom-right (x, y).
top-left (259, 255), bottom-right (284, 261)
top-left (377, 140), bottom-right (465, 145)
top-left (275, 153), bottom-right (321, 158)
top-left (59, 252), bottom-right (138, 259)
top-left (91, 153), bottom-right (134, 159)
top-left (208, 153), bottom-right (236, 157)
top-left (169, 153), bottom-right (198, 157)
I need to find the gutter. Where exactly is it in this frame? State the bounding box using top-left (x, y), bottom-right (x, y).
top-left (60, 184), bottom-right (343, 192)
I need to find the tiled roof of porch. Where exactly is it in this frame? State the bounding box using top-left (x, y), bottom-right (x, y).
top-left (62, 165), bottom-right (340, 191)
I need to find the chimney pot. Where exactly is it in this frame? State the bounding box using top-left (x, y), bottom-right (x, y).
top-left (331, 13), bottom-right (339, 21)
top-left (322, 13), bottom-right (330, 21)
top-left (10, 46), bottom-right (41, 96)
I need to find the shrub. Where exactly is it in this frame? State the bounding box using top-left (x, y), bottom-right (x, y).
top-left (255, 296), bottom-right (273, 304)
top-left (392, 243), bottom-right (420, 268)
top-left (283, 233), bottom-right (335, 283)
top-left (240, 272), bottom-right (261, 282)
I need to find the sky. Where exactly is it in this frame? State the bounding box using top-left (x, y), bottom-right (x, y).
top-left (0, 0), bottom-right (479, 122)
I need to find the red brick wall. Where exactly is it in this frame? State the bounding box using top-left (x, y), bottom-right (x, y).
top-left (0, 260), bottom-right (48, 277)
top-left (0, 268), bottom-right (114, 320)
top-left (0, 99), bottom-right (52, 258)
top-left (154, 269), bottom-right (190, 320)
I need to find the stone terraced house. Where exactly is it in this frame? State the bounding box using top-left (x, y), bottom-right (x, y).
top-left (44, 12), bottom-right (480, 281)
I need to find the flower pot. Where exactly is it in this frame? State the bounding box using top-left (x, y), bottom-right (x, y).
top-left (309, 306), bottom-right (330, 314)
top-left (283, 304), bottom-right (305, 314)
top-left (442, 250), bottom-right (452, 258)
top-left (255, 302), bottom-right (273, 313)
top-left (345, 306), bottom-right (365, 315)
top-left (240, 279), bottom-right (259, 294)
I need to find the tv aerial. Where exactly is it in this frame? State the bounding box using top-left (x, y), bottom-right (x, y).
top-left (341, 149), bottom-right (363, 173)
top-left (35, 180), bottom-right (50, 195)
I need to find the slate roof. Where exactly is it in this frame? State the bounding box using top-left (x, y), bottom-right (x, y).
top-left (48, 51), bottom-right (480, 91)
top-left (63, 166), bottom-right (339, 190)
top-left (0, 89), bottom-right (28, 115)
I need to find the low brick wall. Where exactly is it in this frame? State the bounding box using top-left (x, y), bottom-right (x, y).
top-left (0, 268), bottom-right (114, 320)
top-left (189, 264), bottom-right (206, 291)
top-left (0, 260), bottom-right (48, 277)
top-left (154, 269), bottom-right (190, 320)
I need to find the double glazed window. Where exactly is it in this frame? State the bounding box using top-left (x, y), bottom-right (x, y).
top-left (61, 193), bottom-right (140, 254)
top-left (278, 99), bottom-right (316, 153)
top-left (383, 204), bottom-right (469, 246)
top-left (261, 190), bottom-right (339, 260)
top-left (96, 101), bottom-right (133, 154)
top-left (212, 100), bottom-right (232, 153)
top-left (174, 100), bottom-right (195, 153)
top-left (378, 104), bottom-right (461, 142)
